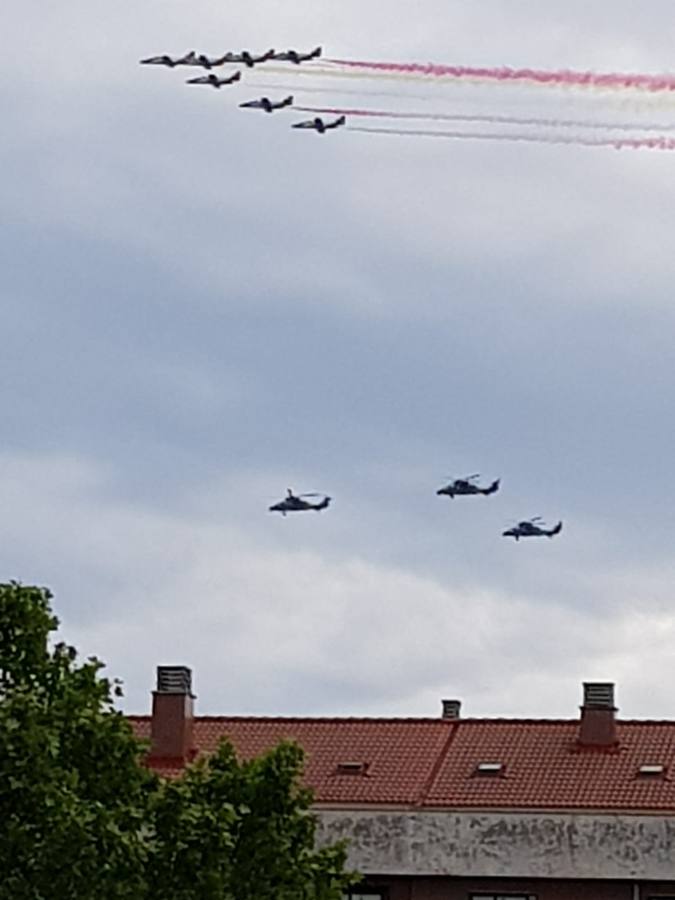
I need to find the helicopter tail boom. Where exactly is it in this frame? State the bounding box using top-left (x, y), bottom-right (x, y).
top-left (482, 479), bottom-right (501, 495)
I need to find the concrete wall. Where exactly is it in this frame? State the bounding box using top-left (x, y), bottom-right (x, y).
top-left (359, 874), bottom-right (643, 900)
top-left (316, 809), bottom-right (675, 880)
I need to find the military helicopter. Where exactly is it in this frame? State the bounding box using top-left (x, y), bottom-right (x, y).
top-left (502, 518), bottom-right (563, 541)
top-left (273, 46), bottom-right (322, 64)
top-left (187, 71), bottom-right (242, 88)
top-left (436, 474), bottom-right (500, 499)
top-left (269, 489), bottom-right (332, 516)
top-left (292, 115), bottom-right (346, 133)
top-left (239, 95), bottom-right (293, 112)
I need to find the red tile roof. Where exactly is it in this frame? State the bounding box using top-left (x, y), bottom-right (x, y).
top-left (128, 715), bottom-right (675, 812)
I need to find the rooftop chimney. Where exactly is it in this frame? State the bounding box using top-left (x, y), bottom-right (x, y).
top-left (442, 699), bottom-right (461, 720)
top-left (150, 665), bottom-right (195, 764)
top-left (578, 681), bottom-right (618, 748)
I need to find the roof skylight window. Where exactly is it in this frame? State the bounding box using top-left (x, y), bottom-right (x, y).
top-left (335, 761), bottom-right (370, 776)
top-left (474, 762), bottom-right (504, 776)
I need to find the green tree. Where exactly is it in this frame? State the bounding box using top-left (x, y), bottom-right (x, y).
top-left (0, 583), bottom-right (356, 900)
top-left (149, 739), bottom-right (353, 900)
top-left (0, 583), bottom-right (155, 900)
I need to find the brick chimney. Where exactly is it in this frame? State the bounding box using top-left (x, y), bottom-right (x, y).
top-left (441, 699), bottom-right (461, 720)
top-left (578, 682), bottom-right (618, 748)
top-left (149, 666), bottom-right (195, 764)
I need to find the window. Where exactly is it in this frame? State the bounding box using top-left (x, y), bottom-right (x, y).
top-left (349, 895), bottom-right (384, 900)
top-left (473, 762), bottom-right (505, 776)
top-left (343, 891), bottom-right (385, 900)
top-left (335, 761), bottom-right (370, 776)
top-left (470, 894), bottom-right (537, 900)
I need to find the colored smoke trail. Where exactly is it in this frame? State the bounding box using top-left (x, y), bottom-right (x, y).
top-left (348, 126), bottom-right (675, 151)
top-left (296, 105), bottom-right (675, 133)
top-left (261, 64), bottom-right (491, 88)
top-left (328, 58), bottom-right (675, 93)
top-left (250, 82), bottom-right (440, 102)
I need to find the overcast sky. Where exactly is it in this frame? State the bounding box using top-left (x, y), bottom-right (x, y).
top-left (4, 1), bottom-right (675, 720)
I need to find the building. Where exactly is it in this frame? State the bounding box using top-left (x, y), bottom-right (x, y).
top-left (129, 667), bottom-right (675, 900)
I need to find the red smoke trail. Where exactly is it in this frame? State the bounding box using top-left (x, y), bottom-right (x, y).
top-left (296, 105), bottom-right (675, 133)
top-left (348, 126), bottom-right (675, 150)
top-left (327, 58), bottom-right (675, 93)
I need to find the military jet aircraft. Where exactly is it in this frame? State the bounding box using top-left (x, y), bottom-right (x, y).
top-left (219, 48), bottom-right (275, 67)
top-left (187, 71), bottom-right (242, 88)
top-left (140, 51), bottom-right (197, 68)
top-left (273, 46), bottom-right (322, 64)
top-left (502, 518), bottom-right (563, 541)
top-left (269, 489), bottom-right (332, 516)
top-left (292, 115), bottom-right (346, 133)
top-left (437, 474), bottom-right (500, 499)
top-left (191, 53), bottom-right (230, 69)
top-left (239, 95), bottom-right (293, 112)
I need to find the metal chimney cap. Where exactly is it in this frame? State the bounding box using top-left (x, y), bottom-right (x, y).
top-left (156, 666), bottom-right (193, 695)
top-left (442, 699), bottom-right (461, 720)
top-left (583, 682), bottom-right (615, 709)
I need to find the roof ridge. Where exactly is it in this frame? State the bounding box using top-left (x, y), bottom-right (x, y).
top-left (127, 714), bottom-right (675, 725)
top-left (193, 715), bottom-right (452, 723)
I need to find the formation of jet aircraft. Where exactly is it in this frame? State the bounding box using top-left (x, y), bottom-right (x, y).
top-left (141, 46), bottom-right (321, 70)
top-left (140, 49), bottom-right (274, 68)
top-left (140, 46), bottom-right (345, 133)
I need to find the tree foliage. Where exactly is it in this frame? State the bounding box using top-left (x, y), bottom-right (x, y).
top-left (0, 583), bottom-right (356, 900)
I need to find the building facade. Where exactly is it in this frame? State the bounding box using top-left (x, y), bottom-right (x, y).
top-left (129, 669), bottom-right (675, 900)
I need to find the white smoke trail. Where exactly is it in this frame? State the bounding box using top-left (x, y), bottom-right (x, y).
top-left (348, 126), bottom-right (675, 151)
top-left (249, 82), bottom-right (442, 102)
top-left (297, 105), bottom-right (675, 134)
